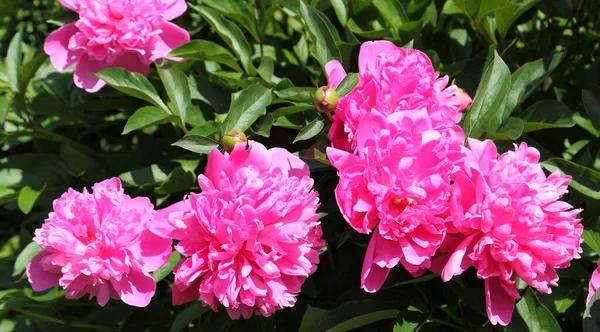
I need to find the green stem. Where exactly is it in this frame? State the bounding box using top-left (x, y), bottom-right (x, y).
top-left (13, 308), bottom-right (117, 331)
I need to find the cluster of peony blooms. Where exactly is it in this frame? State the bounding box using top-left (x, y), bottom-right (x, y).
top-left (45, 0), bottom-right (190, 92)
top-left (27, 140), bottom-right (324, 318)
top-left (325, 40), bottom-right (583, 326)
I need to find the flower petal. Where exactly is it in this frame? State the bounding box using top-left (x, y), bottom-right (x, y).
top-left (111, 270), bottom-right (156, 307)
top-left (26, 251), bottom-right (60, 292)
top-left (44, 23), bottom-right (82, 71)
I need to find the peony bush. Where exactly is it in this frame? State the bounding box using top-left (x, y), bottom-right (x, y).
top-left (2, 0), bottom-right (600, 331)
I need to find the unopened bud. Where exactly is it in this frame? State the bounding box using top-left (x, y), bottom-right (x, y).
top-left (455, 88), bottom-right (473, 112)
top-left (221, 130), bottom-right (247, 153)
top-left (313, 86), bottom-right (338, 113)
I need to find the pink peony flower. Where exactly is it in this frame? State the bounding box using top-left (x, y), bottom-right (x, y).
top-left (325, 40), bottom-right (469, 152)
top-left (433, 139), bottom-right (582, 326)
top-left (151, 141), bottom-right (324, 319)
top-left (588, 264), bottom-right (600, 304)
top-left (44, 0), bottom-right (190, 92)
top-left (327, 111), bottom-right (464, 292)
top-left (26, 178), bottom-right (172, 307)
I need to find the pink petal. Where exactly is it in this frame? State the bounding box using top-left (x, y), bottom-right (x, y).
top-left (148, 22), bottom-right (191, 62)
top-left (127, 230), bottom-right (173, 272)
top-left (268, 148), bottom-right (309, 178)
top-left (441, 233), bottom-right (477, 282)
top-left (163, 0), bottom-right (188, 20)
top-left (358, 40), bottom-right (399, 73)
top-left (44, 23), bottom-right (82, 71)
top-left (74, 53), bottom-right (149, 93)
top-left (111, 270), bottom-right (156, 307)
top-left (485, 277), bottom-right (515, 326)
top-left (361, 232), bottom-right (391, 292)
top-left (325, 60), bottom-right (347, 88)
top-left (588, 264), bottom-right (600, 304)
top-left (26, 251), bottom-right (60, 292)
top-left (173, 280), bottom-right (201, 305)
top-left (58, 0), bottom-right (79, 11)
top-left (151, 201), bottom-right (187, 238)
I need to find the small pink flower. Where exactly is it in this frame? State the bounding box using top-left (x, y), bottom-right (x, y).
top-left (44, 0), bottom-right (190, 92)
top-left (325, 40), bottom-right (465, 152)
top-left (433, 139), bottom-right (583, 326)
top-left (26, 178), bottom-right (172, 307)
top-left (327, 111), bottom-right (465, 292)
top-left (588, 264), bottom-right (600, 304)
top-left (151, 141), bottom-right (324, 319)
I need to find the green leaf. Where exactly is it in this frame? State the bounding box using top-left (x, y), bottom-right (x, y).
top-left (187, 121), bottom-right (220, 137)
top-left (503, 52), bottom-right (565, 120)
top-left (299, 1), bottom-right (341, 68)
top-left (573, 112), bottom-right (600, 137)
top-left (463, 49), bottom-right (511, 138)
top-left (17, 185), bottom-right (44, 215)
top-left (541, 158), bottom-right (600, 200)
top-left (152, 252), bottom-right (181, 282)
top-left (583, 84), bottom-right (600, 130)
top-left (13, 242), bottom-right (42, 276)
top-left (190, 5), bottom-right (256, 75)
top-left (584, 289), bottom-right (600, 332)
top-left (172, 135), bottom-right (220, 155)
top-left (6, 28), bottom-right (22, 93)
top-left (170, 302), bottom-right (211, 332)
top-left (372, 0), bottom-right (409, 33)
top-left (516, 288), bottom-right (561, 332)
top-left (222, 84), bottom-right (273, 134)
top-left (18, 52), bottom-right (46, 93)
top-left (156, 62), bottom-right (190, 125)
top-left (521, 100), bottom-right (575, 132)
top-left (495, 0), bottom-right (540, 38)
top-left (274, 87), bottom-right (314, 103)
top-left (336, 73), bottom-right (358, 98)
top-left (485, 117), bottom-right (523, 140)
top-left (583, 230), bottom-right (600, 254)
top-left (169, 40), bottom-right (242, 72)
top-left (119, 165), bottom-right (170, 187)
top-left (299, 305), bottom-right (328, 332)
top-left (23, 287), bottom-right (63, 302)
top-left (394, 307), bottom-right (425, 332)
top-left (451, 0), bottom-right (518, 25)
top-left (272, 104), bottom-right (314, 119)
top-left (0, 97), bottom-right (9, 124)
top-left (200, 0), bottom-right (259, 42)
top-left (122, 106), bottom-right (173, 135)
top-left (155, 167), bottom-right (195, 195)
top-left (257, 57), bottom-right (275, 82)
top-left (320, 300), bottom-right (400, 332)
top-left (94, 68), bottom-right (169, 111)
top-left (294, 118), bottom-right (324, 143)
top-left (331, 0), bottom-right (348, 25)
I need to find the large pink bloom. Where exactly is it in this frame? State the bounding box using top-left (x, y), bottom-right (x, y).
top-left (151, 141), bottom-right (324, 319)
top-left (327, 111), bottom-right (464, 292)
top-left (325, 40), bottom-right (468, 152)
top-left (433, 139), bottom-right (582, 326)
top-left (44, 0), bottom-right (190, 92)
top-left (26, 178), bottom-right (172, 307)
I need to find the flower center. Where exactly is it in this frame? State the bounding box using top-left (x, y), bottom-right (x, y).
top-left (392, 197), bottom-right (417, 212)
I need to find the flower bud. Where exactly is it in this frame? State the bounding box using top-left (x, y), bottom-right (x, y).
top-left (221, 130), bottom-right (247, 153)
top-left (455, 88), bottom-right (473, 112)
top-left (313, 86), bottom-right (338, 113)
